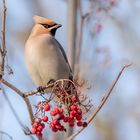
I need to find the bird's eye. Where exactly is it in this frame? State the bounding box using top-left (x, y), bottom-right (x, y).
top-left (42, 24), bottom-right (49, 28)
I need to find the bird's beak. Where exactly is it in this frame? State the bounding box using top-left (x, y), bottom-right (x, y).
top-left (55, 24), bottom-right (62, 29)
top-left (54, 24), bottom-right (62, 29)
top-left (49, 24), bottom-right (62, 31)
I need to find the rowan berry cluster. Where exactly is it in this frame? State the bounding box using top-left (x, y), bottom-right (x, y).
top-left (31, 96), bottom-right (87, 138)
top-left (30, 80), bottom-right (90, 138)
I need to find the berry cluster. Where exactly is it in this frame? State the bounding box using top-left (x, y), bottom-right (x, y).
top-left (31, 118), bottom-right (44, 138)
top-left (31, 96), bottom-right (87, 138)
top-left (30, 80), bottom-right (91, 138)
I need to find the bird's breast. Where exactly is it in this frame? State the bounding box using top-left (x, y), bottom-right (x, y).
top-left (25, 34), bottom-right (70, 86)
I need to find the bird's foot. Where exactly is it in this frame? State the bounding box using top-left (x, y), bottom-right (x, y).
top-left (37, 86), bottom-right (45, 93)
top-left (47, 79), bottom-right (55, 85)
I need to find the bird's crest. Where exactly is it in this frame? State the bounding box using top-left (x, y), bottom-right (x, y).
top-left (33, 15), bottom-right (55, 26)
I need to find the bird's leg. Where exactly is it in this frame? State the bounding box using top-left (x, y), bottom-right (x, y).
top-left (37, 79), bottom-right (55, 93)
top-left (47, 79), bottom-right (55, 85)
top-left (37, 86), bottom-right (45, 93)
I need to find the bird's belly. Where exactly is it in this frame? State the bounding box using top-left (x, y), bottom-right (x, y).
top-left (25, 52), bottom-right (69, 86)
top-left (25, 35), bottom-right (71, 86)
top-left (25, 60), bottom-right (44, 86)
top-left (39, 58), bottom-right (70, 86)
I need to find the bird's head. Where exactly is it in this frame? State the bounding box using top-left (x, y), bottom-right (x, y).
top-left (31, 15), bottom-right (62, 36)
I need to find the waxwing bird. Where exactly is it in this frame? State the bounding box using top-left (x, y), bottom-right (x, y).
top-left (25, 15), bottom-right (73, 92)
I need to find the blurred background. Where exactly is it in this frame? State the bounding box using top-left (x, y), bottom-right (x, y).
top-left (0, 0), bottom-right (140, 140)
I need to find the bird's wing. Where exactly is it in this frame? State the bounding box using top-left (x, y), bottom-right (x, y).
top-left (54, 39), bottom-right (73, 80)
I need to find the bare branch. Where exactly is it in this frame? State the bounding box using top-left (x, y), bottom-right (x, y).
top-left (0, 0), bottom-right (7, 77)
top-left (67, 0), bottom-right (77, 71)
top-left (74, 0), bottom-right (83, 80)
top-left (66, 64), bottom-right (131, 140)
top-left (1, 86), bottom-right (35, 140)
top-left (22, 83), bottom-right (54, 98)
top-left (1, 86), bottom-right (26, 128)
top-left (0, 130), bottom-right (13, 140)
top-left (0, 1), bottom-right (36, 139)
top-left (0, 79), bottom-right (34, 124)
top-left (74, 0), bottom-right (91, 80)
top-left (22, 79), bottom-right (76, 98)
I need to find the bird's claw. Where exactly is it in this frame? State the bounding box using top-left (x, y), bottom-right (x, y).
top-left (47, 79), bottom-right (55, 85)
top-left (37, 86), bottom-right (45, 93)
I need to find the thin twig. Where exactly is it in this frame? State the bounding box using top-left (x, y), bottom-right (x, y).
top-left (0, 1), bottom-right (37, 139)
top-left (74, 0), bottom-right (84, 79)
top-left (1, 0), bottom-right (7, 77)
top-left (22, 83), bottom-right (54, 98)
top-left (1, 86), bottom-right (35, 140)
top-left (22, 79), bottom-right (76, 98)
top-left (66, 64), bottom-right (131, 140)
top-left (0, 79), bottom-right (34, 124)
top-left (1, 86), bottom-right (26, 128)
top-left (0, 130), bottom-right (13, 140)
top-left (75, 0), bottom-right (91, 80)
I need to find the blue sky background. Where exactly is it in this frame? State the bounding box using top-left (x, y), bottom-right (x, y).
top-left (0, 0), bottom-right (140, 140)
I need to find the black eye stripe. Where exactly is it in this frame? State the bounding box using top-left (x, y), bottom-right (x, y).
top-left (41, 23), bottom-right (57, 29)
top-left (41, 24), bottom-right (57, 29)
top-left (41, 24), bottom-right (50, 28)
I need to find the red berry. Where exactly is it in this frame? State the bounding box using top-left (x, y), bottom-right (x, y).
top-left (63, 117), bottom-right (69, 122)
top-left (82, 122), bottom-right (88, 127)
top-left (52, 118), bottom-right (59, 125)
top-left (110, 0), bottom-right (116, 6)
top-left (70, 111), bottom-right (77, 117)
top-left (53, 107), bottom-right (59, 113)
top-left (77, 121), bottom-right (83, 127)
top-left (42, 116), bottom-right (48, 122)
top-left (77, 109), bottom-right (82, 115)
top-left (40, 123), bottom-right (45, 129)
top-left (76, 114), bottom-right (82, 120)
top-left (71, 96), bottom-right (77, 103)
top-left (35, 118), bottom-right (41, 123)
top-left (59, 113), bottom-right (64, 120)
top-left (55, 124), bottom-right (62, 130)
top-left (36, 123), bottom-right (45, 132)
top-left (52, 127), bottom-right (58, 132)
top-left (37, 126), bottom-right (43, 132)
top-left (31, 127), bottom-right (37, 134)
top-left (58, 108), bottom-right (63, 114)
top-left (44, 104), bottom-right (50, 111)
top-left (69, 121), bottom-right (74, 127)
top-left (32, 122), bottom-right (39, 128)
top-left (36, 132), bottom-right (43, 138)
top-left (69, 116), bottom-right (74, 122)
top-left (50, 122), bottom-right (55, 129)
top-left (70, 105), bottom-right (77, 111)
top-left (50, 110), bottom-right (57, 116)
top-left (59, 125), bottom-right (65, 131)
top-left (50, 107), bottom-right (59, 116)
